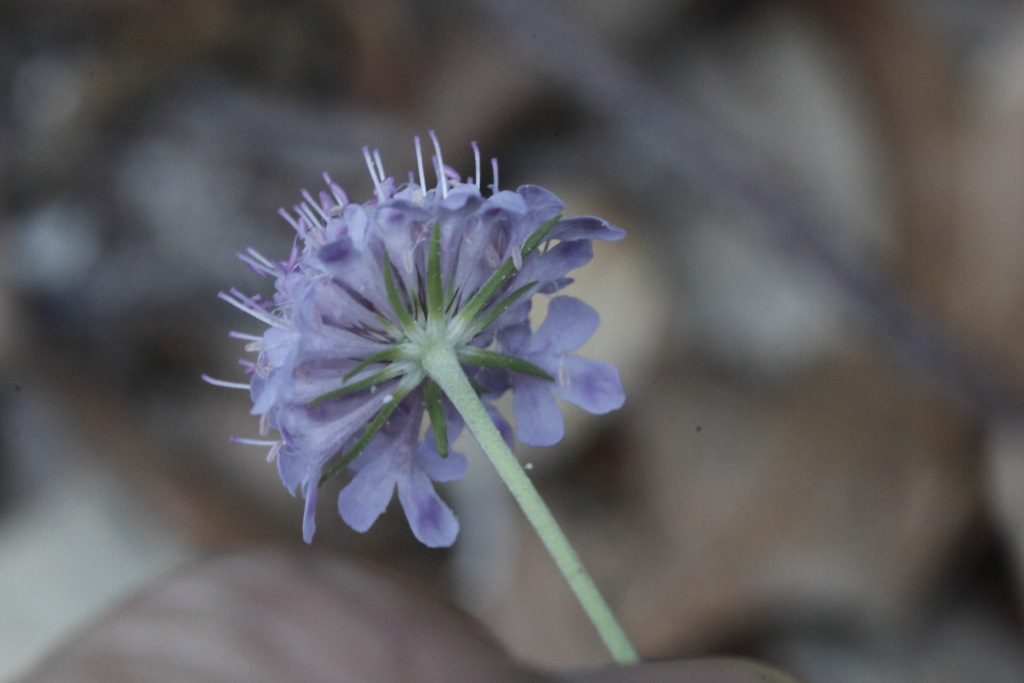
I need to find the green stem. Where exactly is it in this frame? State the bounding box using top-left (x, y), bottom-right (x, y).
top-left (421, 344), bottom-right (639, 665)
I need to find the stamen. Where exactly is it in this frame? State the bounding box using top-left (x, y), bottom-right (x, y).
top-left (278, 207), bottom-right (303, 234)
top-left (236, 253), bottom-right (266, 276)
top-left (302, 189), bottom-right (328, 221)
top-left (265, 442), bottom-right (281, 462)
top-left (373, 149), bottom-right (386, 186)
top-left (414, 136), bottom-right (426, 190)
top-left (230, 437), bottom-right (279, 446)
top-left (230, 437), bottom-right (282, 463)
top-left (236, 248), bottom-right (279, 276)
top-left (432, 155), bottom-right (445, 199)
top-left (429, 131), bottom-right (447, 199)
top-left (363, 146), bottom-right (382, 200)
top-left (318, 190), bottom-right (335, 216)
top-left (284, 244), bottom-right (301, 271)
top-left (323, 172), bottom-right (349, 208)
top-left (471, 141), bottom-right (481, 190)
top-left (244, 247), bottom-right (277, 270)
top-left (296, 203), bottom-right (323, 233)
top-left (229, 331), bottom-right (261, 341)
top-left (202, 374), bottom-right (250, 390)
top-left (217, 290), bottom-right (284, 329)
top-left (491, 157), bottom-right (500, 193)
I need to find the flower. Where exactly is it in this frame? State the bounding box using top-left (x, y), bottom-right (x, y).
top-left (209, 133), bottom-right (625, 545)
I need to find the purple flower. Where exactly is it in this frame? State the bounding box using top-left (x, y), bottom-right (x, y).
top-left (210, 134), bottom-right (625, 545)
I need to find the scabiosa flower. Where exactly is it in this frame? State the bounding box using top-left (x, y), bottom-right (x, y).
top-left (207, 133), bottom-right (625, 546)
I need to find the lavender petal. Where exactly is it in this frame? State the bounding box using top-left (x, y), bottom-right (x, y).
top-left (397, 468), bottom-right (460, 547)
top-left (417, 440), bottom-right (468, 483)
top-left (550, 215), bottom-right (626, 242)
top-left (531, 297), bottom-right (599, 355)
top-left (550, 356), bottom-right (625, 414)
top-left (513, 378), bottom-right (565, 446)
top-left (337, 455), bottom-right (398, 533)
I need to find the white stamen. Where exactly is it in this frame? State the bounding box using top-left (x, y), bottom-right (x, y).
top-left (363, 147), bottom-right (382, 200)
top-left (471, 141), bottom-right (481, 190)
top-left (302, 189), bottom-right (328, 221)
top-left (429, 130), bottom-right (447, 199)
top-left (414, 136), bottom-right (426, 190)
top-left (236, 248), bottom-right (279, 276)
top-left (323, 172), bottom-right (348, 208)
top-left (296, 203), bottom-right (322, 233)
top-left (266, 442), bottom-right (281, 463)
top-left (230, 437), bottom-right (278, 446)
top-left (230, 438), bottom-right (283, 463)
top-left (373, 149), bottom-right (386, 185)
top-left (217, 290), bottom-right (284, 329)
top-left (278, 207), bottom-right (302, 233)
top-left (202, 374), bottom-right (250, 390)
top-left (432, 155), bottom-right (445, 198)
top-left (235, 253), bottom-right (266, 275)
top-left (491, 157), bottom-right (500, 193)
top-left (244, 247), bottom-right (277, 271)
top-left (229, 331), bottom-right (261, 342)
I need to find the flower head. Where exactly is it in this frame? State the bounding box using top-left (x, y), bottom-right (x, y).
top-left (209, 133), bottom-right (625, 545)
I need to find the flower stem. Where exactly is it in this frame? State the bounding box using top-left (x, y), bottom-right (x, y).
top-left (422, 345), bottom-right (639, 665)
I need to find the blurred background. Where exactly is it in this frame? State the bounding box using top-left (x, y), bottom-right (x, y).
top-left (4, 0), bottom-right (1024, 680)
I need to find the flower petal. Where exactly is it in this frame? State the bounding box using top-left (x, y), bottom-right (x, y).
top-left (484, 190), bottom-right (529, 216)
top-left (497, 319), bottom-right (533, 356)
top-left (417, 441), bottom-right (468, 482)
top-left (397, 469), bottom-right (460, 547)
top-left (517, 185), bottom-right (565, 223)
top-left (438, 183), bottom-right (483, 211)
top-left (275, 395), bottom-right (384, 470)
top-left (301, 476), bottom-right (319, 543)
top-left (550, 215), bottom-right (625, 242)
top-left (531, 297), bottom-right (599, 355)
top-left (337, 455), bottom-right (398, 533)
top-left (512, 240), bottom-right (592, 295)
top-left (550, 356), bottom-right (625, 414)
top-left (276, 446), bottom-right (308, 491)
top-left (513, 378), bottom-right (565, 446)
